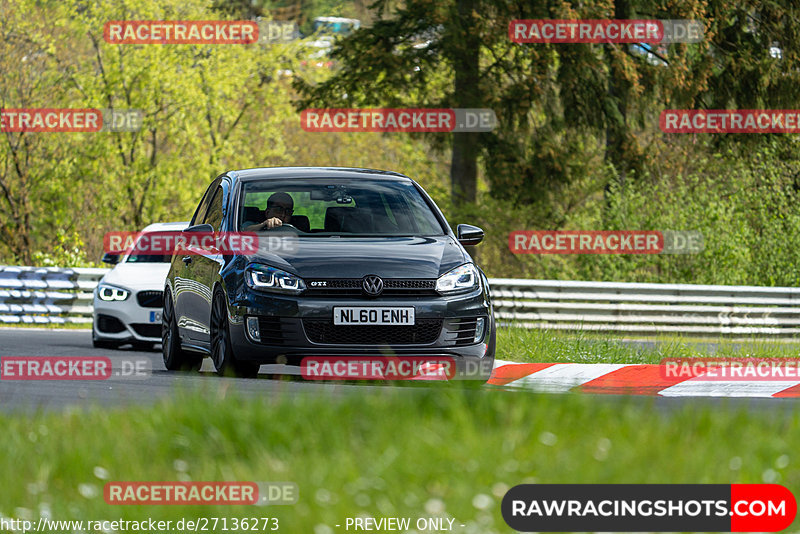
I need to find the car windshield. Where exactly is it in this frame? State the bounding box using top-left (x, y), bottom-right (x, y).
top-left (125, 234), bottom-right (172, 263)
top-left (125, 253), bottom-right (171, 263)
top-left (238, 178), bottom-right (446, 237)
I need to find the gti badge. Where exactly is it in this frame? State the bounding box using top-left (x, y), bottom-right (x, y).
top-left (362, 275), bottom-right (384, 296)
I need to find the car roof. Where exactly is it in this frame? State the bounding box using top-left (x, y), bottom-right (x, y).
top-left (140, 221), bottom-right (189, 232)
top-left (228, 167), bottom-right (412, 183)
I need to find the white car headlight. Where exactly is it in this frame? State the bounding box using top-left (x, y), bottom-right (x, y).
top-left (436, 263), bottom-right (480, 294)
top-left (246, 264), bottom-right (306, 295)
top-left (97, 284), bottom-right (130, 301)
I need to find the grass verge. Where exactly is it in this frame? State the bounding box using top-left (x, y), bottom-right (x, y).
top-left (0, 387), bottom-right (798, 533)
top-left (497, 326), bottom-right (800, 364)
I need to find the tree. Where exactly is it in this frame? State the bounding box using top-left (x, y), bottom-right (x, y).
top-left (294, 0), bottom-right (716, 211)
top-left (0, 0), bottom-right (85, 263)
top-left (0, 0), bottom-right (299, 262)
top-left (294, 0), bottom-right (490, 207)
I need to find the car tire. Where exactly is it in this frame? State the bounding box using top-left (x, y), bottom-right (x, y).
top-left (162, 291), bottom-right (202, 371)
top-left (210, 289), bottom-right (259, 378)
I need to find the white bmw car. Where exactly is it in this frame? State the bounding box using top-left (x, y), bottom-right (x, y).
top-left (92, 221), bottom-right (188, 350)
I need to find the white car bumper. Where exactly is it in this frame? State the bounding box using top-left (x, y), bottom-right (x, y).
top-left (93, 289), bottom-right (163, 343)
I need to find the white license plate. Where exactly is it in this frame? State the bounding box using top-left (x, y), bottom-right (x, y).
top-left (149, 311), bottom-right (162, 323)
top-left (333, 307), bottom-right (415, 326)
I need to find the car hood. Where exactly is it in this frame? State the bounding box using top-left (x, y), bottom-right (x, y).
top-left (247, 235), bottom-right (468, 279)
top-left (102, 262), bottom-right (171, 290)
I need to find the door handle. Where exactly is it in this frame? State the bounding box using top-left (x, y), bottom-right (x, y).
top-left (182, 256), bottom-right (192, 265)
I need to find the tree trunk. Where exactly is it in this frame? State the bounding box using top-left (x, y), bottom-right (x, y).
top-left (604, 0), bottom-right (631, 201)
top-left (451, 0), bottom-right (481, 208)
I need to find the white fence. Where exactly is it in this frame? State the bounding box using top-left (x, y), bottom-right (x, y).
top-left (0, 266), bottom-right (107, 324)
top-left (3, 266), bottom-right (800, 336)
top-left (491, 278), bottom-right (800, 336)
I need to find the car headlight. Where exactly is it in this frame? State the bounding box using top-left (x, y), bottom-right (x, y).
top-left (436, 263), bottom-right (480, 294)
top-left (97, 284), bottom-right (130, 301)
top-left (245, 264), bottom-right (306, 295)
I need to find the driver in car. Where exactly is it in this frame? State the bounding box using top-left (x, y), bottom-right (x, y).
top-left (244, 192), bottom-right (294, 231)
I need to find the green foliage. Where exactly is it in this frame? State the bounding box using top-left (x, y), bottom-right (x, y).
top-left (0, 0), bottom-right (308, 263)
top-left (469, 139), bottom-right (800, 285)
top-left (3, 0), bottom-right (800, 291)
top-left (0, 0), bottom-right (451, 266)
top-left (293, 0), bottom-right (719, 204)
top-left (30, 231), bottom-right (94, 268)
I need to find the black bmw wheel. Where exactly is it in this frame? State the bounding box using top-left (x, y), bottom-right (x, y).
top-left (211, 289), bottom-right (259, 378)
top-left (162, 290), bottom-right (202, 371)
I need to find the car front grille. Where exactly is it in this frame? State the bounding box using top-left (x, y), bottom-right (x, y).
top-left (130, 323), bottom-right (161, 338)
top-left (306, 279), bottom-right (438, 297)
top-left (136, 290), bottom-right (163, 308)
top-left (96, 314), bottom-right (125, 333)
top-left (303, 318), bottom-right (442, 345)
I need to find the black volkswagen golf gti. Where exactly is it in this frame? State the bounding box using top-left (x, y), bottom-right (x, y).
top-left (163, 167), bottom-right (496, 381)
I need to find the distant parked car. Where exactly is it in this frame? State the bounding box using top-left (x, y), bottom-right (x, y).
top-left (300, 37), bottom-right (334, 68)
top-left (312, 16), bottom-right (360, 36)
top-left (92, 221), bottom-right (188, 350)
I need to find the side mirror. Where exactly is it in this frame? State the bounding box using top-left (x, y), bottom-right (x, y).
top-left (456, 224), bottom-right (484, 246)
top-left (101, 252), bottom-right (119, 265)
top-left (183, 223), bottom-right (214, 233)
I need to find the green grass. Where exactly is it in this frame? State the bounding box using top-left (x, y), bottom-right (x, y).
top-left (0, 388), bottom-right (798, 533)
top-left (497, 326), bottom-right (800, 364)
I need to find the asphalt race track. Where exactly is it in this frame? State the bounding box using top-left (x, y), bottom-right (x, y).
top-left (0, 328), bottom-right (367, 411)
top-left (1, 328), bottom-right (799, 412)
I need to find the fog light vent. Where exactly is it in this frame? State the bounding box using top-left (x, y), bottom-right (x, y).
top-left (474, 317), bottom-right (486, 342)
top-left (246, 316), bottom-right (261, 342)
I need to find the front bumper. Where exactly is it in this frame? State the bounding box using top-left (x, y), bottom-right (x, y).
top-left (226, 286), bottom-right (496, 379)
top-left (92, 290), bottom-right (163, 343)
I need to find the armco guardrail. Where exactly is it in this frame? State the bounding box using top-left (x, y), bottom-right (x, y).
top-left (490, 278), bottom-right (800, 336)
top-left (0, 266), bottom-right (109, 324)
top-left (2, 266), bottom-right (800, 336)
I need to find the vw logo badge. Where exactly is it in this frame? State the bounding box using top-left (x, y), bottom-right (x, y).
top-left (362, 275), bottom-right (384, 296)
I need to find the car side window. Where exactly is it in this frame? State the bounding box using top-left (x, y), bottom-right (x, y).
top-left (190, 178), bottom-right (221, 226)
top-left (203, 186), bottom-right (225, 231)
